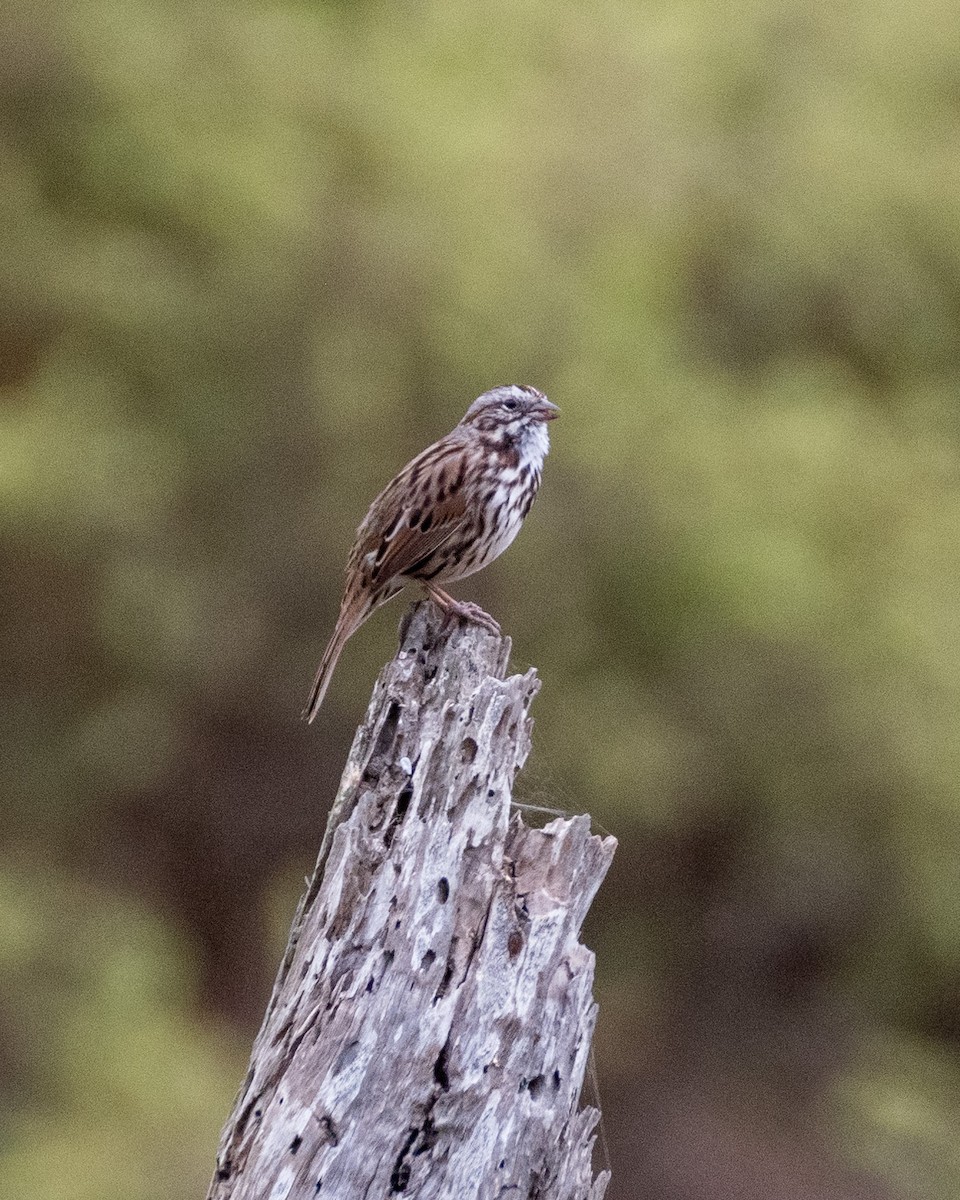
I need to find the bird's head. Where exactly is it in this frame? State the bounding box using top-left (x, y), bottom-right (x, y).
top-left (460, 385), bottom-right (558, 446)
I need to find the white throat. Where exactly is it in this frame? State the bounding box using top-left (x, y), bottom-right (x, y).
top-left (517, 419), bottom-right (550, 469)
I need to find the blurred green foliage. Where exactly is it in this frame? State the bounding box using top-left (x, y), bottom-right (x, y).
top-left (4, 0), bottom-right (960, 1196)
top-left (0, 859), bottom-right (238, 1199)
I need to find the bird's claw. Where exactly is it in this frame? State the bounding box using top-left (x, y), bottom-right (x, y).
top-left (431, 596), bottom-right (501, 636)
top-left (455, 601), bottom-right (501, 636)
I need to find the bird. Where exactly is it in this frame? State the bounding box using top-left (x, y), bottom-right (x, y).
top-left (303, 384), bottom-right (558, 722)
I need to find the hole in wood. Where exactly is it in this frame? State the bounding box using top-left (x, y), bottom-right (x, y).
top-left (413, 1116), bottom-right (438, 1155)
top-left (433, 940), bottom-right (456, 1002)
top-left (433, 1042), bottom-right (450, 1090)
top-left (494, 707), bottom-right (515, 740)
top-left (384, 783), bottom-right (414, 850)
top-left (389, 1128), bottom-right (418, 1192)
top-left (436, 877), bottom-right (449, 903)
top-left (364, 700), bottom-right (402, 783)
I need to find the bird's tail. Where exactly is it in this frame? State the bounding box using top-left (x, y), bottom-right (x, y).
top-left (303, 580), bottom-right (405, 723)
top-left (302, 611), bottom-right (360, 723)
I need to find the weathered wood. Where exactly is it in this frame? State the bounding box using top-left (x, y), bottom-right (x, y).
top-left (207, 601), bottom-right (615, 1200)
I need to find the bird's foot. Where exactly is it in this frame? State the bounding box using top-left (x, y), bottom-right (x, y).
top-left (449, 600), bottom-right (501, 636)
top-left (425, 587), bottom-right (501, 636)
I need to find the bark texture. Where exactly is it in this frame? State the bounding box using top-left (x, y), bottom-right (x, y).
top-left (207, 602), bottom-right (616, 1200)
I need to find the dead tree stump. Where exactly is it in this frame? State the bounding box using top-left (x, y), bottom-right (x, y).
top-left (207, 602), bottom-right (616, 1200)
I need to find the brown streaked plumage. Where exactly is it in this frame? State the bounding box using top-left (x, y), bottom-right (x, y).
top-left (303, 384), bottom-right (558, 722)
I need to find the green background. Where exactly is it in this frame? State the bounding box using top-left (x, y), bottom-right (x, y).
top-left (4, 1), bottom-right (960, 1196)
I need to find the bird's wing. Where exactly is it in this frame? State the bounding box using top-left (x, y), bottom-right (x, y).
top-left (349, 437), bottom-right (471, 586)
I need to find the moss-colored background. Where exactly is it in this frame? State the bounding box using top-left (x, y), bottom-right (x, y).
top-left (4, 2), bottom-right (960, 1196)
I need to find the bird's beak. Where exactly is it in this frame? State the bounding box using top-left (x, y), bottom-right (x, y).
top-left (533, 399), bottom-right (560, 422)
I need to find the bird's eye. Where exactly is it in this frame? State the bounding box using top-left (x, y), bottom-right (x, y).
top-left (502, 398), bottom-right (519, 411)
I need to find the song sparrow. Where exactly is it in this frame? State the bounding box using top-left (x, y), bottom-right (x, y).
top-left (303, 384), bottom-right (558, 722)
